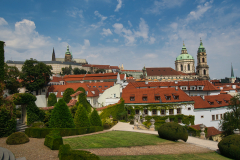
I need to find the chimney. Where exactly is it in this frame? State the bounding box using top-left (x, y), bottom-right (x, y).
top-left (175, 86), bottom-right (178, 91)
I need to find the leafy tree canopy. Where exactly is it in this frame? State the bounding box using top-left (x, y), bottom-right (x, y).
top-left (73, 68), bottom-right (87, 75)
top-left (20, 59), bottom-right (52, 93)
top-left (4, 63), bottom-right (21, 94)
top-left (74, 104), bottom-right (91, 128)
top-left (63, 88), bottom-right (75, 103)
top-left (95, 69), bottom-right (105, 73)
top-left (48, 93), bottom-right (57, 106)
top-left (61, 65), bottom-right (72, 75)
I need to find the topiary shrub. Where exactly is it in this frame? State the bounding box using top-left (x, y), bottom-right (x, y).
top-left (158, 122), bottom-right (188, 142)
top-left (77, 92), bottom-right (92, 113)
top-left (49, 99), bottom-right (75, 128)
top-left (74, 105), bottom-right (91, 128)
top-left (58, 144), bottom-right (100, 160)
top-left (48, 93), bottom-right (57, 107)
top-left (63, 88), bottom-right (75, 103)
top-left (44, 130), bottom-right (63, 150)
top-left (75, 87), bottom-right (86, 94)
top-left (90, 109), bottom-right (102, 127)
top-left (103, 123), bottom-right (111, 130)
top-left (26, 101), bottom-right (45, 126)
top-left (6, 132), bottom-right (29, 145)
top-left (218, 134), bottom-right (240, 160)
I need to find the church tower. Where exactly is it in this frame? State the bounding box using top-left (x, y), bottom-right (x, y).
top-left (196, 39), bottom-right (209, 80)
top-left (64, 45), bottom-right (72, 62)
top-left (175, 42), bottom-right (195, 74)
top-left (52, 48), bottom-right (56, 61)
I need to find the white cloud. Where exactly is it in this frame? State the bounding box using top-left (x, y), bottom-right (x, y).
top-left (94, 11), bottom-right (107, 21)
top-left (113, 39), bottom-right (119, 42)
top-left (170, 22), bottom-right (178, 31)
top-left (0, 17), bottom-right (8, 25)
top-left (115, 0), bottom-right (122, 12)
top-left (101, 28), bottom-right (113, 36)
top-left (89, 11), bottom-right (107, 30)
top-left (134, 18), bottom-right (149, 39)
top-left (67, 7), bottom-right (83, 18)
top-left (84, 39), bottom-right (90, 47)
top-left (113, 23), bottom-right (123, 34)
top-left (58, 37), bottom-right (62, 41)
top-left (128, 20), bottom-right (132, 27)
top-left (144, 53), bottom-right (158, 58)
top-left (149, 37), bottom-right (156, 44)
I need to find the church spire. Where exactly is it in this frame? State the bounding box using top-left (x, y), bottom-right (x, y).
top-left (231, 63), bottom-right (234, 78)
top-left (52, 47), bottom-right (56, 61)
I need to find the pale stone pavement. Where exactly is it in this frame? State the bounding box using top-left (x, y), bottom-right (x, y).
top-left (110, 122), bottom-right (219, 151)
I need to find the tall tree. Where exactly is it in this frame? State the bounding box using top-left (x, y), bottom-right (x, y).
top-left (48, 93), bottom-right (57, 106)
top-left (90, 109), bottom-right (102, 126)
top-left (63, 88), bottom-right (75, 103)
top-left (73, 68), bottom-right (87, 75)
top-left (0, 41), bottom-right (5, 82)
top-left (61, 65), bottom-right (72, 75)
top-left (4, 63), bottom-right (21, 94)
top-left (74, 105), bottom-right (91, 128)
top-left (220, 95), bottom-right (240, 137)
top-left (20, 59), bottom-right (52, 93)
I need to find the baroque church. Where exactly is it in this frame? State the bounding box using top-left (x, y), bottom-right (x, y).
top-left (143, 39), bottom-right (210, 81)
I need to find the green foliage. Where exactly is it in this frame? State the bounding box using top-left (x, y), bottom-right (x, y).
top-left (158, 122), bottom-right (188, 142)
top-left (73, 68), bottom-right (87, 75)
top-left (13, 93), bottom-right (36, 105)
top-left (218, 134), bottom-right (240, 160)
top-left (26, 101), bottom-right (45, 126)
top-left (100, 99), bottom-right (125, 120)
top-left (58, 144), bottom-right (100, 160)
top-left (20, 59), bottom-right (52, 93)
top-left (186, 126), bottom-right (208, 137)
top-left (95, 69), bottom-right (105, 73)
top-left (70, 105), bottom-right (78, 119)
top-left (43, 109), bottom-right (52, 128)
top-left (25, 126), bottom-right (103, 138)
top-left (220, 95), bottom-right (240, 137)
top-left (6, 132), bottom-right (29, 145)
top-left (75, 87), bottom-right (86, 94)
top-left (49, 99), bottom-right (75, 128)
top-left (44, 130), bottom-right (63, 150)
top-left (48, 93), bottom-right (57, 106)
top-left (63, 88), bottom-right (75, 103)
top-left (31, 121), bottom-right (46, 128)
top-left (0, 41), bottom-right (5, 81)
top-left (77, 92), bottom-right (92, 113)
top-left (0, 107), bottom-right (16, 138)
top-left (61, 65), bottom-right (72, 75)
top-left (4, 63), bottom-right (21, 94)
top-left (74, 105), bottom-right (91, 128)
top-left (90, 109), bottom-right (102, 126)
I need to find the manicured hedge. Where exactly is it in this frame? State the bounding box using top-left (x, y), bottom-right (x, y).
top-left (44, 130), bottom-right (63, 150)
top-left (6, 132), bottom-right (29, 145)
top-left (25, 126), bottom-right (103, 138)
top-left (218, 134), bottom-right (240, 160)
top-left (58, 144), bottom-right (99, 160)
top-left (158, 122), bottom-right (188, 142)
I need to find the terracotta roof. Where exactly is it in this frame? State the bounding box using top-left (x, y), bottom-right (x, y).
top-left (70, 91), bottom-right (82, 97)
top-left (67, 99), bottom-right (77, 107)
top-left (121, 70), bottom-right (142, 72)
top-left (40, 106), bottom-right (54, 110)
top-left (50, 76), bottom-right (64, 82)
top-left (122, 87), bottom-right (193, 104)
top-left (109, 66), bottom-right (120, 69)
top-left (190, 124), bottom-right (222, 137)
top-left (146, 67), bottom-right (187, 76)
top-left (191, 94), bottom-right (232, 109)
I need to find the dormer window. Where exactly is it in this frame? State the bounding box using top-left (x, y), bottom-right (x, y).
top-left (172, 94), bottom-right (179, 100)
top-left (224, 100), bottom-right (229, 103)
top-left (99, 86), bottom-right (102, 88)
top-left (190, 87), bottom-right (195, 90)
top-left (217, 101), bottom-right (222, 104)
top-left (130, 97), bottom-right (135, 101)
top-left (208, 101), bottom-right (214, 105)
top-left (142, 96), bottom-right (148, 101)
top-left (155, 96), bottom-right (160, 101)
top-left (198, 86), bottom-right (203, 90)
top-left (165, 95), bottom-right (171, 100)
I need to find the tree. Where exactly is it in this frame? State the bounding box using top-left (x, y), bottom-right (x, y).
top-left (95, 69), bottom-right (105, 73)
top-left (0, 41), bottom-right (5, 82)
top-left (63, 88), bottom-right (75, 103)
top-left (73, 68), bottom-right (87, 75)
top-left (4, 63), bottom-right (21, 94)
top-left (48, 93), bottom-right (57, 106)
top-left (49, 99), bottom-right (75, 128)
top-left (220, 95), bottom-right (240, 137)
top-left (75, 87), bottom-right (86, 94)
top-left (20, 59), bottom-right (52, 93)
top-left (89, 109), bottom-right (102, 126)
top-left (61, 65), bottom-right (72, 75)
top-left (74, 105), bottom-right (91, 128)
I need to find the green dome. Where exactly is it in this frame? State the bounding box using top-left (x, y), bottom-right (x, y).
top-left (176, 54), bottom-right (194, 60)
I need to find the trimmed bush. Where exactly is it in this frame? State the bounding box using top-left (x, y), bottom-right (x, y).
top-left (25, 126), bottom-right (103, 138)
top-left (48, 93), bottom-right (57, 107)
top-left (58, 144), bottom-right (100, 160)
top-left (90, 109), bottom-right (102, 127)
top-left (158, 122), bottom-right (188, 142)
top-left (218, 134), bottom-right (240, 160)
top-left (103, 123), bottom-right (111, 129)
top-left (44, 130), bottom-right (63, 150)
top-left (77, 92), bottom-right (92, 113)
top-left (31, 121), bottom-right (45, 128)
top-left (49, 99), bottom-right (75, 128)
top-left (63, 88), bottom-right (75, 103)
top-left (74, 105), bottom-right (91, 128)
top-left (6, 132), bottom-right (29, 145)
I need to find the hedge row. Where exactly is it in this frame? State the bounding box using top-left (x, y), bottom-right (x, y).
top-left (25, 126), bottom-right (103, 138)
top-left (44, 130), bottom-right (63, 150)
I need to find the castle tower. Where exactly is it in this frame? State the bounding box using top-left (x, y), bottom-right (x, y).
top-left (142, 66), bottom-right (147, 79)
top-left (52, 48), bottom-right (56, 61)
top-left (196, 39), bottom-right (209, 80)
top-left (65, 45), bottom-right (72, 62)
top-left (175, 41), bottom-right (195, 74)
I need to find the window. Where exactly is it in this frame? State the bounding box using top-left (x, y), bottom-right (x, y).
top-left (155, 96), bottom-right (160, 101)
top-left (190, 87), bottom-right (195, 90)
top-left (169, 109), bottom-right (174, 115)
top-left (178, 118), bottom-right (182, 123)
top-left (201, 115), bottom-right (204, 118)
top-left (130, 97), bottom-right (135, 101)
top-left (181, 65), bottom-right (183, 71)
top-left (99, 86), bottom-right (102, 88)
top-left (217, 101), bottom-right (222, 104)
top-left (135, 109), bottom-right (139, 115)
top-left (61, 92), bottom-right (64, 95)
top-left (224, 100), bottom-right (229, 103)
top-left (114, 94), bottom-right (116, 98)
top-left (165, 96), bottom-right (171, 100)
top-left (220, 114), bottom-right (223, 119)
top-left (212, 115), bottom-right (215, 121)
top-left (204, 69), bottom-right (206, 75)
top-left (202, 58), bottom-right (205, 62)
top-left (142, 96), bottom-right (148, 101)
top-left (152, 109), bottom-right (157, 115)
top-left (173, 95), bottom-right (179, 100)
top-left (161, 109), bottom-right (165, 115)
top-left (93, 86), bottom-right (96, 88)
top-left (181, 87), bottom-right (187, 90)
top-left (144, 109), bottom-right (148, 114)
top-left (188, 64), bottom-right (190, 71)
top-left (105, 86), bottom-right (108, 87)
top-left (198, 86), bottom-right (203, 90)
top-left (216, 114), bottom-right (219, 120)
top-left (188, 107), bottom-right (191, 110)
top-left (177, 108), bottom-right (181, 114)
top-left (208, 101), bottom-right (214, 105)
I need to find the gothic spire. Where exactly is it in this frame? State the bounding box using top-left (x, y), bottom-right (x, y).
top-left (231, 63), bottom-right (234, 78)
top-left (52, 47), bottom-right (56, 61)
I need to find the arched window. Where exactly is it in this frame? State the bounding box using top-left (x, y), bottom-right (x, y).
top-left (181, 65), bottom-right (183, 71)
top-left (202, 58), bottom-right (205, 62)
top-left (188, 64), bottom-right (190, 71)
top-left (204, 69), bottom-right (206, 75)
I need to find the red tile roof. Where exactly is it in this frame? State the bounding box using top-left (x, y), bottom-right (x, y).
top-left (70, 91), bottom-right (82, 97)
top-left (122, 87), bottom-right (193, 104)
top-left (191, 94), bottom-right (232, 109)
top-left (122, 70), bottom-right (142, 72)
top-left (51, 76), bottom-right (64, 82)
top-left (146, 67), bottom-right (187, 76)
top-left (67, 99), bottom-right (77, 107)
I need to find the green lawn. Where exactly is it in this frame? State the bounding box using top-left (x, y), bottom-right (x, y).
top-left (63, 131), bottom-right (170, 149)
top-left (99, 152), bottom-right (232, 160)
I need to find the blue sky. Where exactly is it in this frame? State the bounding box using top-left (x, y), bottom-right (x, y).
top-left (0, 0), bottom-right (240, 79)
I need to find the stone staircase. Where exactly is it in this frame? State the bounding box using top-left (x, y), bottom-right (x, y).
top-left (16, 123), bottom-right (28, 132)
